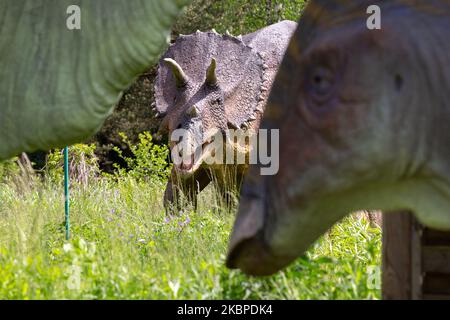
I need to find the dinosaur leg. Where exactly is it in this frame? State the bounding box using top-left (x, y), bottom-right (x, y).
top-left (163, 168), bottom-right (211, 213)
top-left (214, 165), bottom-right (247, 210)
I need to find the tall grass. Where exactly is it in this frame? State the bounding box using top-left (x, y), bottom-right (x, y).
top-left (0, 136), bottom-right (381, 299)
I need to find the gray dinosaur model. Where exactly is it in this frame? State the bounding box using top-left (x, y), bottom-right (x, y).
top-left (226, 0), bottom-right (450, 276)
top-left (154, 20), bottom-right (297, 209)
top-left (0, 0), bottom-right (190, 160)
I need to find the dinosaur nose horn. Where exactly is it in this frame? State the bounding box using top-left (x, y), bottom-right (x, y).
top-left (187, 105), bottom-right (199, 117)
top-left (205, 58), bottom-right (217, 87)
top-left (163, 58), bottom-right (188, 88)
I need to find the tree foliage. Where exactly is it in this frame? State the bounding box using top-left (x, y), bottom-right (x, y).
top-left (174, 0), bottom-right (307, 35)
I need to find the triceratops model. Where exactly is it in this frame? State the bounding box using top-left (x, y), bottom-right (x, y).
top-left (153, 20), bottom-right (297, 209)
top-left (226, 0), bottom-right (450, 276)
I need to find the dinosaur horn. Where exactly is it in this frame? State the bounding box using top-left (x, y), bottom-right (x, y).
top-left (164, 58), bottom-right (188, 88)
top-left (205, 58), bottom-right (218, 86)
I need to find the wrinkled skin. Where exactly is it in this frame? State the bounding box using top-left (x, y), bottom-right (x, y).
top-left (0, 0), bottom-right (190, 160)
top-left (154, 21), bottom-right (296, 210)
top-left (227, 0), bottom-right (450, 275)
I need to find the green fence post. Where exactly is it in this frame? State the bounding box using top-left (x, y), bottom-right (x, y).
top-left (64, 146), bottom-right (70, 240)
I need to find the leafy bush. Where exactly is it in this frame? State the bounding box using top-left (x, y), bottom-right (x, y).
top-left (45, 144), bottom-right (99, 186)
top-left (0, 158), bottom-right (19, 183)
top-left (111, 132), bottom-right (171, 183)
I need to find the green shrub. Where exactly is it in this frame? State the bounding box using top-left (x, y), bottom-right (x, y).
top-left (45, 144), bottom-right (99, 186)
top-left (0, 157), bottom-right (19, 183)
top-left (111, 132), bottom-right (171, 183)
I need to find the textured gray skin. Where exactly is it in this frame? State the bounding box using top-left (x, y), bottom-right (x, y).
top-left (154, 21), bottom-right (297, 209)
top-left (226, 0), bottom-right (450, 276)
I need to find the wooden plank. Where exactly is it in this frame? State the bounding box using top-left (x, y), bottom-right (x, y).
top-left (422, 246), bottom-right (450, 274)
top-left (382, 211), bottom-right (414, 299)
top-left (422, 294), bottom-right (450, 300)
top-left (411, 219), bottom-right (423, 299)
top-left (423, 273), bottom-right (450, 295)
top-left (423, 228), bottom-right (450, 246)
top-left (382, 212), bottom-right (450, 299)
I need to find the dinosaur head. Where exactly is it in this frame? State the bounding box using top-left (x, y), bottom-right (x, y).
top-left (159, 57), bottom-right (227, 175)
top-left (154, 31), bottom-right (265, 177)
top-left (226, 0), bottom-right (450, 275)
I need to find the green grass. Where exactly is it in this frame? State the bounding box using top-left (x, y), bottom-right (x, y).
top-left (0, 140), bottom-right (381, 300)
top-left (0, 173), bottom-right (381, 299)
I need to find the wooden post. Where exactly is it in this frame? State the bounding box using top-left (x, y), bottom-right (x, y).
top-left (382, 211), bottom-right (450, 300)
top-left (382, 211), bottom-right (417, 299)
top-left (421, 227), bottom-right (450, 299)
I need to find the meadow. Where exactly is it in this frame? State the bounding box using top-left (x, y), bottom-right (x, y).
top-left (0, 134), bottom-right (381, 299)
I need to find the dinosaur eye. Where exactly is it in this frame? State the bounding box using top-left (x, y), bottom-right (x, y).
top-left (307, 66), bottom-right (335, 102)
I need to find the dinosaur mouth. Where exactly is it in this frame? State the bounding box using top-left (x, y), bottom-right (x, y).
top-left (177, 153), bottom-right (196, 172)
top-left (173, 141), bottom-right (212, 175)
top-left (225, 177), bottom-right (296, 275)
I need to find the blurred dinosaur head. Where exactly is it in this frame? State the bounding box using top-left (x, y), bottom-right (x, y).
top-left (226, 0), bottom-right (450, 275)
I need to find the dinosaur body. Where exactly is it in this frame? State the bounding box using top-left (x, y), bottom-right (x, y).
top-left (226, 0), bottom-right (450, 275)
top-left (154, 20), bottom-right (297, 209)
top-left (0, 0), bottom-right (190, 160)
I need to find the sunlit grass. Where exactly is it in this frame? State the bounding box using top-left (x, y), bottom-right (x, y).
top-left (0, 174), bottom-right (381, 299)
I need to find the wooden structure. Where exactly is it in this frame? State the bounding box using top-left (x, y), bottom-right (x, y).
top-left (382, 211), bottom-right (450, 299)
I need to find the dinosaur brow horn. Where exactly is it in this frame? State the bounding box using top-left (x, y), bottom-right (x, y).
top-left (163, 58), bottom-right (188, 88)
top-left (205, 58), bottom-right (218, 87)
